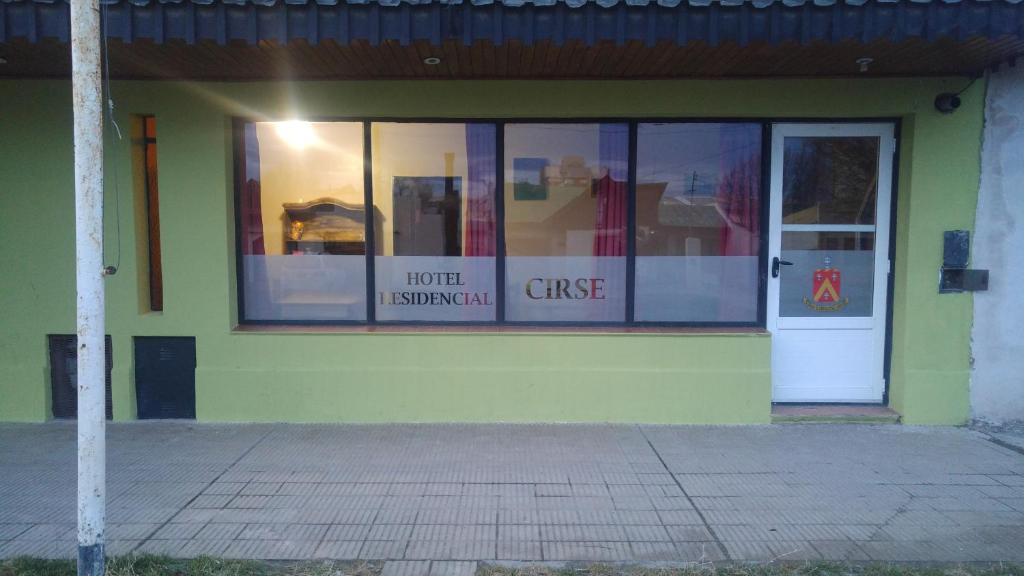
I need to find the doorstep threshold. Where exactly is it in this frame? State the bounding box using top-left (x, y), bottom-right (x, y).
top-left (771, 403), bottom-right (901, 424)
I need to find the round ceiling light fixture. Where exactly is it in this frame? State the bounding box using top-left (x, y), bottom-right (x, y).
top-left (423, 57), bottom-right (442, 65)
top-left (856, 57), bottom-right (874, 73)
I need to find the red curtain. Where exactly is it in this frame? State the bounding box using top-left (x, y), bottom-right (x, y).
top-left (593, 124), bottom-right (628, 257)
top-left (464, 124), bottom-right (496, 256)
top-left (716, 124), bottom-right (761, 257)
top-left (240, 124), bottom-right (266, 256)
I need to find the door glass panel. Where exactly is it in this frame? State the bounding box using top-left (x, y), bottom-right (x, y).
top-left (779, 232), bottom-right (875, 317)
top-left (782, 137), bottom-right (879, 225)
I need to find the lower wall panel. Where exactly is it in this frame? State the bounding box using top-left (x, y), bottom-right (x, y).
top-left (196, 367), bottom-right (771, 424)
top-left (195, 333), bottom-right (771, 424)
top-left (898, 369), bottom-right (970, 425)
top-left (0, 366), bottom-right (48, 422)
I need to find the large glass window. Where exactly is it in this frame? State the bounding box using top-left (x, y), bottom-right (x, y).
top-left (371, 123), bottom-right (497, 322)
top-left (239, 121), bottom-right (368, 321)
top-left (504, 123), bottom-right (629, 323)
top-left (236, 119), bottom-right (770, 326)
top-left (634, 123), bottom-right (762, 323)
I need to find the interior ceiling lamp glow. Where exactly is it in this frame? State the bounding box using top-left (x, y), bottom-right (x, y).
top-left (423, 57), bottom-right (442, 65)
top-left (276, 120), bottom-right (316, 149)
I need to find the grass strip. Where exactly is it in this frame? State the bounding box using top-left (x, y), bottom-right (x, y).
top-left (0, 556), bottom-right (380, 576)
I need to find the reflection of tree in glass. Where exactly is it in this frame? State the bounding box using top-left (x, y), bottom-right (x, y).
top-left (782, 137), bottom-right (879, 225)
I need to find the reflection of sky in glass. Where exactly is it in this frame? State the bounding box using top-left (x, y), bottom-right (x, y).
top-left (638, 123), bottom-right (759, 201)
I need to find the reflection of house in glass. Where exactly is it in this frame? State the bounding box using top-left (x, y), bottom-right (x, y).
top-left (637, 187), bottom-right (727, 257)
top-left (542, 156), bottom-right (595, 187)
top-left (506, 156), bottom-right (621, 256)
top-left (506, 164), bottom-right (749, 258)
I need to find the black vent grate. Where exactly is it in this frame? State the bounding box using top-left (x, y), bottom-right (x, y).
top-left (135, 337), bottom-right (196, 420)
top-left (48, 334), bottom-right (114, 420)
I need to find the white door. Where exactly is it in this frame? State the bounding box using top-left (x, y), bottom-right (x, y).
top-left (767, 123), bottom-right (895, 403)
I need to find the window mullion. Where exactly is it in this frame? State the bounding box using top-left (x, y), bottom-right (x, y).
top-left (363, 120), bottom-right (376, 324)
top-left (496, 122), bottom-right (506, 324)
top-left (626, 121), bottom-right (638, 324)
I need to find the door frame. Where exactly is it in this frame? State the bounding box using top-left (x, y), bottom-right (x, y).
top-left (765, 121), bottom-right (900, 404)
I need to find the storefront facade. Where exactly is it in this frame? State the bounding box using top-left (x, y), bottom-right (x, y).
top-left (0, 0), bottom-right (1016, 425)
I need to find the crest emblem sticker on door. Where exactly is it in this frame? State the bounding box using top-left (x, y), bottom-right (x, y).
top-left (803, 256), bottom-right (849, 312)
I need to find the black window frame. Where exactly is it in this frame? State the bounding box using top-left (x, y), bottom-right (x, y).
top-left (233, 117), bottom-right (772, 328)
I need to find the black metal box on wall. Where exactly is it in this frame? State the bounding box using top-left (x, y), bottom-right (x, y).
top-left (134, 337), bottom-right (196, 419)
top-left (939, 230), bottom-right (990, 293)
top-left (942, 230), bottom-right (971, 269)
top-left (48, 334), bottom-right (113, 420)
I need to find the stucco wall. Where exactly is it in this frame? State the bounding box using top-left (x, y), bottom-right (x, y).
top-left (971, 66), bottom-right (1024, 426)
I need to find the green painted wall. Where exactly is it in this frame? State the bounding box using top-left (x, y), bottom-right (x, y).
top-left (886, 81), bottom-right (985, 425)
top-left (0, 78), bottom-right (982, 424)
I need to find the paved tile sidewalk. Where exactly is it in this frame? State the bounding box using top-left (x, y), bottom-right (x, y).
top-left (1, 423), bottom-right (1023, 564)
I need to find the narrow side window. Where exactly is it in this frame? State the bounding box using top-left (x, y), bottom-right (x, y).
top-left (143, 113), bottom-right (162, 309)
top-left (135, 115), bottom-right (163, 311)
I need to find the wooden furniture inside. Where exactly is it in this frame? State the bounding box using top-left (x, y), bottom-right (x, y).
top-left (282, 197), bottom-right (382, 255)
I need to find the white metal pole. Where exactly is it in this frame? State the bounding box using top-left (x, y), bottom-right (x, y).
top-left (70, 0), bottom-right (106, 573)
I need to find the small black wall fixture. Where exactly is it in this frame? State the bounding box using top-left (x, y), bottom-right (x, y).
top-left (935, 77), bottom-right (981, 115)
top-left (939, 230), bottom-right (989, 293)
top-left (934, 93), bottom-right (962, 114)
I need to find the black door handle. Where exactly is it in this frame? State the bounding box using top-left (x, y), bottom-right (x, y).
top-left (772, 256), bottom-right (793, 278)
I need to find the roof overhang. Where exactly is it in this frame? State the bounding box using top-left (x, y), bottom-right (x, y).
top-left (0, 0), bottom-right (1021, 78)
